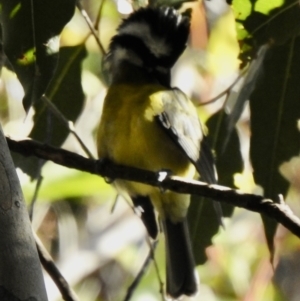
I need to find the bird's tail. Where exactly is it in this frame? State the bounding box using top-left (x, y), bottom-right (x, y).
top-left (163, 218), bottom-right (198, 299)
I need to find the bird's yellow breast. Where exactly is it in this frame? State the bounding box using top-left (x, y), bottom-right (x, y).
top-left (98, 84), bottom-right (193, 173)
top-left (97, 84), bottom-right (196, 221)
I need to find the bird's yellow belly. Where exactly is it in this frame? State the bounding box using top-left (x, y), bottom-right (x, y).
top-left (97, 86), bottom-right (196, 221)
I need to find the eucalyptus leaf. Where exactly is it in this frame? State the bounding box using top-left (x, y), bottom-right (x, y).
top-left (250, 37), bottom-right (300, 258)
top-left (225, 44), bottom-right (268, 148)
top-left (13, 45), bottom-right (87, 178)
top-left (207, 110), bottom-right (243, 191)
top-left (0, 0), bottom-right (76, 111)
top-left (188, 110), bottom-right (243, 265)
top-left (188, 195), bottom-right (218, 265)
top-left (30, 45), bottom-right (87, 146)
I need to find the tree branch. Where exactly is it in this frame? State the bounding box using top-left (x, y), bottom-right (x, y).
top-left (35, 234), bottom-right (80, 301)
top-left (6, 137), bottom-right (300, 239)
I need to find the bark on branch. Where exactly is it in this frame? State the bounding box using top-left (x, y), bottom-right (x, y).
top-left (6, 137), bottom-right (300, 239)
top-left (0, 133), bottom-right (48, 300)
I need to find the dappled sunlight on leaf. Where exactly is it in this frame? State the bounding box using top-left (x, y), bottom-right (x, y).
top-left (234, 170), bottom-right (263, 195)
top-left (16, 47), bottom-right (36, 65)
top-left (0, 0), bottom-right (77, 111)
top-left (255, 0), bottom-right (284, 15)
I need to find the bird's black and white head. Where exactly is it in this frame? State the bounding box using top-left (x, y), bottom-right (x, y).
top-left (105, 7), bottom-right (191, 86)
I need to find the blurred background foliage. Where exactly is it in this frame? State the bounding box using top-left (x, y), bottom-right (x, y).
top-left (1, 0), bottom-right (300, 300)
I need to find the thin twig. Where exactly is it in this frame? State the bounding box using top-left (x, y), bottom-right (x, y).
top-left (146, 237), bottom-right (165, 301)
top-left (76, 1), bottom-right (106, 56)
top-left (42, 96), bottom-right (95, 159)
top-left (116, 193), bottom-right (164, 300)
top-left (35, 234), bottom-right (80, 301)
top-left (29, 172), bottom-right (43, 220)
top-left (199, 67), bottom-right (248, 106)
top-left (123, 241), bottom-right (159, 301)
top-left (94, 0), bottom-right (106, 30)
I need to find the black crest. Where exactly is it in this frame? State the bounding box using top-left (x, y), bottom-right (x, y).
top-left (107, 7), bottom-right (191, 69)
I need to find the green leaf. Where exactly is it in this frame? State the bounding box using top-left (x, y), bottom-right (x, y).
top-left (13, 45), bottom-right (87, 178)
top-left (226, 45), bottom-right (268, 145)
top-left (0, 0), bottom-right (76, 111)
top-left (232, 0), bottom-right (252, 20)
top-left (31, 45), bottom-right (86, 145)
top-left (266, 0), bottom-right (300, 45)
top-left (232, 0), bottom-right (285, 24)
top-left (206, 109), bottom-right (243, 219)
top-left (250, 37), bottom-right (300, 257)
top-left (207, 110), bottom-right (243, 191)
top-left (242, 0), bottom-right (300, 46)
top-left (232, 0), bottom-right (284, 22)
top-left (255, 0), bottom-right (284, 15)
top-left (188, 110), bottom-right (243, 265)
top-left (188, 196), bottom-right (218, 265)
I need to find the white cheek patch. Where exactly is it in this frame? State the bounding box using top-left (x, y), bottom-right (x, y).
top-left (119, 21), bottom-right (171, 58)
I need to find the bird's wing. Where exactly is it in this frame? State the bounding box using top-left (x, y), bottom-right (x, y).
top-left (154, 88), bottom-right (203, 166)
top-left (154, 88), bottom-right (223, 225)
top-left (154, 88), bottom-right (217, 181)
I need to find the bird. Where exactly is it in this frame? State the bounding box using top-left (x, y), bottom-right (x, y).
top-left (97, 6), bottom-right (220, 299)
